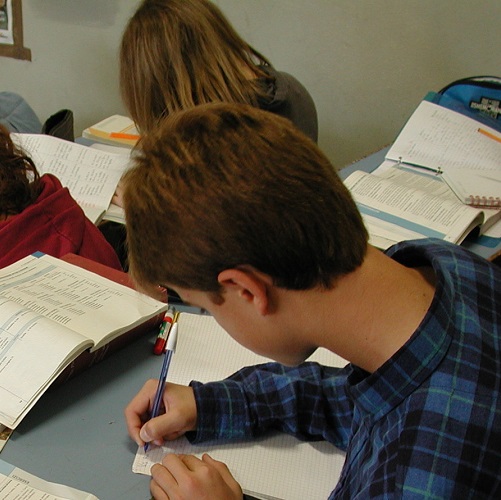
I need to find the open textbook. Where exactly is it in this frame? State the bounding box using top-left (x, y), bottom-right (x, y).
top-left (0, 253), bottom-right (167, 429)
top-left (385, 99), bottom-right (501, 207)
top-left (133, 313), bottom-right (347, 500)
top-left (11, 133), bottom-right (131, 224)
top-left (0, 459), bottom-right (98, 500)
top-left (344, 163), bottom-right (501, 250)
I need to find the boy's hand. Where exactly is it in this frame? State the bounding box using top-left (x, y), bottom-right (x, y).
top-left (150, 453), bottom-right (243, 500)
top-left (124, 380), bottom-right (197, 448)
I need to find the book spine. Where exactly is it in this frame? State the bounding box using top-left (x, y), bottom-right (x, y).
top-left (53, 312), bottom-right (164, 385)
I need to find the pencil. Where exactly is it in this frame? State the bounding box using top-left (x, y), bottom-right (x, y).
top-left (478, 127), bottom-right (501, 144)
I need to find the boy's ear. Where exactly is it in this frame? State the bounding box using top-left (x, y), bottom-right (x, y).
top-left (217, 268), bottom-right (272, 315)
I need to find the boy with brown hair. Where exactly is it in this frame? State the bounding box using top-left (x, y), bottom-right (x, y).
top-left (123, 103), bottom-right (501, 499)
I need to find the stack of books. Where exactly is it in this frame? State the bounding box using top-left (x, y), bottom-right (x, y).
top-left (82, 115), bottom-right (140, 148)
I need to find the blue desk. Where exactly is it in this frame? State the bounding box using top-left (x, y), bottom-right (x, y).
top-left (339, 148), bottom-right (501, 262)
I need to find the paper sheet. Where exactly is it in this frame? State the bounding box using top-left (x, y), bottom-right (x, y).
top-left (133, 313), bottom-right (347, 500)
top-left (0, 459), bottom-right (98, 500)
top-left (134, 435), bottom-right (344, 500)
top-left (386, 101), bottom-right (501, 202)
top-left (11, 134), bottom-right (131, 223)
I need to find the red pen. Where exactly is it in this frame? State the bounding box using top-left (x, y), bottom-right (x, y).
top-left (153, 307), bottom-right (175, 355)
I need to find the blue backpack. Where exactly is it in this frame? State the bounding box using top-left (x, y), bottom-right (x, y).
top-left (430, 76), bottom-right (501, 131)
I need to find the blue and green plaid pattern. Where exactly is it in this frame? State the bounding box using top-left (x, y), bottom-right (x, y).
top-left (190, 240), bottom-right (501, 498)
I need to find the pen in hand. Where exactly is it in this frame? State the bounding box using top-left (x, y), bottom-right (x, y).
top-left (144, 321), bottom-right (179, 452)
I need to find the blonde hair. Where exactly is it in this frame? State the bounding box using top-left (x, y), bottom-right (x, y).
top-left (120, 0), bottom-right (273, 135)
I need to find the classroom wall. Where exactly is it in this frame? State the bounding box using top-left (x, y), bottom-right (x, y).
top-left (1, 0), bottom-right (500, 169)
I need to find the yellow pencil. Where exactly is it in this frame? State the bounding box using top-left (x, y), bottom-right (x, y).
top-left (478, 127), bottom-right (501, 144)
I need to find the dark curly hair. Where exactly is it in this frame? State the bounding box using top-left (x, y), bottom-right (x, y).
top-left (0, 125), bottom-right (41, 217)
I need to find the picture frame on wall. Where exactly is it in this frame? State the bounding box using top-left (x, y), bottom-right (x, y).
top-left (0, 0), bottom-right (31, 61)
top-left (0, 0), bottom-right (14, 44)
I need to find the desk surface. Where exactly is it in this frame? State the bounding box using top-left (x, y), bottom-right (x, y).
top-left (3, 327), bottom-right (161, 500)
top-left (338, 148), bottom-right (501, 262)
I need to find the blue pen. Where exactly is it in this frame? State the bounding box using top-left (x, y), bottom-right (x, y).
top-left (144, 321), bottom-right (179, 452)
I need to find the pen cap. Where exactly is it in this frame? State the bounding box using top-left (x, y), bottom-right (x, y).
top-left (164, 307), bottom-right (176, 322)
top-left (165, 322), bottom-right (178, 352)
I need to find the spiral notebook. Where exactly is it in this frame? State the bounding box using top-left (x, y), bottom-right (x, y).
top-left (441, 169), bottom-right (501, 208)
top-left (386, 99), bottom-right (501, 208)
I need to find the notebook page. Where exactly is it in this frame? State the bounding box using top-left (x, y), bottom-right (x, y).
top-left (441, 169), bottom-right (501, 207)
top-left (387, 100), bottom-right (501, 175)
top-left (133, 313), bottom-right (347, 500)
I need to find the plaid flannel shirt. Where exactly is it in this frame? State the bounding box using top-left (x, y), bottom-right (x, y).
top-left (190, 239), bottom-right (501, 498)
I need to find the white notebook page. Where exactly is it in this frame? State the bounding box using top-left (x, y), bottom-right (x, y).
top-left (133, 313), bottom-right (347, 500)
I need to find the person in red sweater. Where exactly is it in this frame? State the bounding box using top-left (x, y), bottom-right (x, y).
top-left (0, 125), bottom-right (122, 270)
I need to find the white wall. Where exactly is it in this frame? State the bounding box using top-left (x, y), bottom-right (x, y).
top-left (1, 0), bottom-right (500, 169)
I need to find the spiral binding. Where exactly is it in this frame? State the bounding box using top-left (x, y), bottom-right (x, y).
top-left (468, 195), bottom-right (501, 208)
